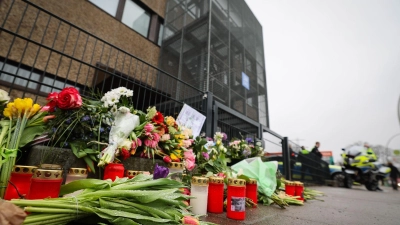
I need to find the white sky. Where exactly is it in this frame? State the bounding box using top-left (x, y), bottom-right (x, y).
top-left (246, 0), bottom-right (400, 161)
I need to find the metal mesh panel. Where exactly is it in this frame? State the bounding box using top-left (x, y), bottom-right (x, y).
top-left (160, 0), bottom-right (268, 127)
top-left (0, 0), bottom-right (205, 121)
top-left (217, 107), bottom-right (259, 142)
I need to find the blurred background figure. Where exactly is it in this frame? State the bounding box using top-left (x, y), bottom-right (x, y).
top-left (388, 162), bottom-right (400, 190)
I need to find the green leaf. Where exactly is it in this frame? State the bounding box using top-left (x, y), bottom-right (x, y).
top-left (60, 179), bottom-right (111, 196)
top-left (18, 125), bottom-right (45, 147)
top-left (83, 156), bottom-right (96, 174)
top-left (94, 208), bottom-right (173, 223)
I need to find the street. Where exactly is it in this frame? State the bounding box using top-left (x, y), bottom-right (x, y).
top-left (204, 185), bottom-right (400, 225)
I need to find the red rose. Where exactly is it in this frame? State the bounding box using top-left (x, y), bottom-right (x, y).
top-left (152, 111), bottom-right (164, 124)
top-left (46, 92), bottom-right (58, 112)
top-left (121, 148), bottom-right (130, 160)
top-left (56, 87), bottom-right (82, 110)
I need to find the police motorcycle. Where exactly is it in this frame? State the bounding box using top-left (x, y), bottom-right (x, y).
top-left (339, 146), bottom-right (390, 191)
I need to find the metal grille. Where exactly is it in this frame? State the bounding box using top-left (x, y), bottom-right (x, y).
top-left (0, 0), bottom-right (205, 120)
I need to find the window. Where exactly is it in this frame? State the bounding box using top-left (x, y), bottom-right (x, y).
top-left (89, 0), bottom-right (164, 45)
top-left (0, 60), bottom-right (80, 96)
top-left (89, 0), bottom-right (119, 17)
top-left (122, 1), bottom-right (151, 37)
top-left (158, 24), bottom-right (164, 46)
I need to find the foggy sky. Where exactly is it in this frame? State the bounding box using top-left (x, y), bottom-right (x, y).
top-left (246, 0), bottom-right (400, 161)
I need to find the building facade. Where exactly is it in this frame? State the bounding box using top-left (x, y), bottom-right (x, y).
top-left (159, 0), bottom-right (269, 127)
top-left (0, 0), bottom-right (269, 139)
top-left (0, 0), bottom-right (166, 105)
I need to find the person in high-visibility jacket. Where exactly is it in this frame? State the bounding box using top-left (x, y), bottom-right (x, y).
top-left (364, 143), bottom-right (377, 162)
top-left (300, 146), bottom-right (309, 155)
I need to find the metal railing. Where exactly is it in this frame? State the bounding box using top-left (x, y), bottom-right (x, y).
top-left (0, 0), bottom-right (330, 185)
top-left (0, 0), bottom-right (205, 120)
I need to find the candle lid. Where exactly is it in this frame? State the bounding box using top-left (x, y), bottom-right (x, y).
top-left (33, 169), bottom-right (63, 180)
top-left (228, 178), bottom-right (246, 187)
top-left (247, 178), bottom-right (257, 185)
top-left (125, 170), bottom-right (147, 177)
top-left (209, 176), bottom-right (224, 184)
top-left (168, 162), bottom-right (184, 169)
top-left (13, 165), bottom-right (37, 174)
top-left (293, 181), bottom-right (304, 186)
top-left (39, 164), bottom-right (62, 170)
top-left (68, 168), bottom-right (88, 175)
top-left (191, 176), bottom-right (209, 186)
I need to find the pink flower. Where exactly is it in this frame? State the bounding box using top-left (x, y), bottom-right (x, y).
top-left (217, 172), bottom-right (226, 178)
top-left (43, 115), bottom-right (56, 122)
top-left (163, 155), bottom-right (172, 163)
top-left (153, 133), bottom-right (160, 142)
top-left (144, 123), bottom-right (154, 132)
top-left (182, 140), bottom-right (192, 148)
top-left (202, 152), bottom-right (209, 160)
top-left (185, 158), bottom-right (195, 171)
top-left (40, 105), bottom-right (50, 112)
top-left (144, 139), bottom-right (157, 148)
top-left (184, 149), bottom-right (195, 161)
top-left (181, 216), bottom-right (199, 225)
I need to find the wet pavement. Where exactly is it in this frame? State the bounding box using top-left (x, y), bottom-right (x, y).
top-left (203, 185), bottom-right (400, 225)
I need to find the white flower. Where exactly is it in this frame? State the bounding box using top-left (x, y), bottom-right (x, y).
top-left (110, 105), bottom-right (118, 114)
top-left (119, 139), bottom-right (132, 150)
top-left (0, 89), bottom-right (10, 103)
top-left (214, 132), bottom-right (223, 141)
top-left (118, 106), bottom-right (130, 113)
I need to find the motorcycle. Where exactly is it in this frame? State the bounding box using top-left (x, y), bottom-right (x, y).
top-left (337, 147), bottom-right (390, 191)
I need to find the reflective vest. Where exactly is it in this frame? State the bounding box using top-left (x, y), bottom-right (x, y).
top-left (301, 149), bottom-right (309, 154)
top-left (366, 148), bottom-right (377, 161)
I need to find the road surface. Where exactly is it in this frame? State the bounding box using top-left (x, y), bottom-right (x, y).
top-left (204, 185), bottom-right (400, 225)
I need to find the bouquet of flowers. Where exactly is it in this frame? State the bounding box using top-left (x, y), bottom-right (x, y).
top-left (227, 137), bottom-right (264, 160)
top-left (0, 97), bottom-right (47, 198)
top-left (193, 132), bottom-right (231, 175)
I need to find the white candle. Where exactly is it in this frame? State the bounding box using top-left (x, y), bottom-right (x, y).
top-left (190, 176), bottom-right (209, 215)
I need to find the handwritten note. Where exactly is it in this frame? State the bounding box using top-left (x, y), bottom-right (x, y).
top-left (176, 104), bottom-right (206, 138)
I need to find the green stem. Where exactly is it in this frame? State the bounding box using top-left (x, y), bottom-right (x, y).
top-left (24, 206), bottom-right (85, 214)
top-left (24, 214), bottom-right (88, 225)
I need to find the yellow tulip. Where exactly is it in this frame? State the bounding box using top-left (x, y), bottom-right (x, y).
top-left (165, 116), bottom-right (176, 126)
top-left (13, 98), bottom-right (25, 114)
top-left (170, 153), bottom-right (179, 161)
top-left (29, 104), bottom-right (41, 117)
top-left (3, 102), bottom-right (15, 118)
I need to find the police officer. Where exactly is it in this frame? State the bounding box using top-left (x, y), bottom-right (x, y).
top-left (364, 143), bottom-right (377, 161)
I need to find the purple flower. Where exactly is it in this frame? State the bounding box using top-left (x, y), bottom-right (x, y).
top-left (202, 152), bottom-right (209, 160)
top-left (206, 137), bottom-right (213, 141)
top-left (222, 132), bottom-right (228, 141)
top-left (81, 115), bottom-right (90, 122)
top-left (153, 164), bottom-right (169, 180)
top-left (245, 137), bottom-right (253, 144)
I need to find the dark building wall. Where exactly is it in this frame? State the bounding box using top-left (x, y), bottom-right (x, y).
top-left (159, 0), bottom-right (268, 127)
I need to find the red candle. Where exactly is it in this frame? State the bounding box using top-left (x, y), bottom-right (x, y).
top-left (246, 178), bottom-right (258, 207)
top-left (27, 169), bottom-right (63, 199)
top-left (103, 163), bottom-right (124, 181)
top-left (294, 181), bottom-right (304, 201)
top-left (285, 181), bottom-right (295, 196)
top-left (207, 176), bottom-right (224, 213)
top-left (4, 165), bottom-right (37, 200)
top-left (227, 178), bottom-right (246, 220)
